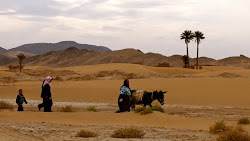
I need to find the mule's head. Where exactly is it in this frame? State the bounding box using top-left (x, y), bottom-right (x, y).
top-left (154, 90), bottom-right (166, 105)
top-left (131, 90), bottom-right (136, 95)
top-left (153, 91), bottom-right (166, 105)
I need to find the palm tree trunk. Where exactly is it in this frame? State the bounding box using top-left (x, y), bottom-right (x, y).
top-left (196, 43), bottom-right (199, 69)
top-left (186, 43), bottom-right (189, 68)
top-left (19, 61), bottom-right (21, 72)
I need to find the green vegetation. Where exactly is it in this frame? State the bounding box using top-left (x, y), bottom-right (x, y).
top-left (17, 53), bottom-right (26, 72)
top-left (134, 107), bottom-right (145, 113)
top-left (135, 105), bottom-right (164, 115)
top-left (87, 106), bottom-right (97, 112)
top-left (140, 107), bottom-right (153, 115)
top-left (193, 31), bottom-right (205, 69)
top-left (180, 30), bottom-right (194, 68)
top-left (151, 105), bottom-right (164, 113)
top-left (181, 55), bottom-right (189, 68)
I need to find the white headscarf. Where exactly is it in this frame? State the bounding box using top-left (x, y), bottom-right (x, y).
top-left (43, 76), bottom-right (53, 87)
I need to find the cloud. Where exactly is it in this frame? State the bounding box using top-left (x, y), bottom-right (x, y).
top-left (0, 0), bottom-right (249, 59)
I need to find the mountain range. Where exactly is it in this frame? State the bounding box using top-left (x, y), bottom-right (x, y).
top-left (0, 41), bottom-right (249, 68)
top-left (8, 41), bottom-right (111, 54)
top-left (0, 47), bottom-right (6, 52)
top-left (0, 47), bottom-right (249, 68)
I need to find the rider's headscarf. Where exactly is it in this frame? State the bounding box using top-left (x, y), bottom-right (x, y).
top-left (43, 76), bottom-right (53, 87)
top-left (120, 79), bottom-right (131, 95)
top-left (123, 79), bottom-right (130, 88)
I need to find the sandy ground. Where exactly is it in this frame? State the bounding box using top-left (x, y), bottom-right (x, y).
top-left (0, 64), bottom-right (249, 140)
top-left (0, 78), bottom-right (249, 107)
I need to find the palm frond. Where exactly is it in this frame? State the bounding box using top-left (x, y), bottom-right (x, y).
top-left (193, 31), bottom-right (205, 44)
top-left (180, 30), bottom-right (194, 43)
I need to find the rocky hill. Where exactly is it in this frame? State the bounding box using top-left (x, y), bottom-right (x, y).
top-left (0, 47), bottom-right (249, 68)
top-left (24, 48), bottom-right (172, 67)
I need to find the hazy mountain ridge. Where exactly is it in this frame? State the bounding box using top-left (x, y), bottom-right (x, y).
top-left (0, 51), bottom-right (36, 58)
top-left (0, 47), bottom-right (6, 52)
top-left (8, 41), bottom-right (111, 54)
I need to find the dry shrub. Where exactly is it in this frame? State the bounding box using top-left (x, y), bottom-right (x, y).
top-left (135, 105), bottom-right (164, 114)
top-left (140, 107), bottom-right (153, 115)
top-left (219, 72), bottom-right (241, 78)
top-left (111, 127), bottom-right (145, 138)
top-left (1, 76), bottom-right (16, 83)
top-left (238, 117), bottom-right (250, 125)
top-left (9, 64), bottom-right (23, 72)
top-left (209, 120), bottom-right (228, 134)
top-left (0, 101), bottom-right (14, 110)
top-left (96, 70), bottom-right (122, 77)
top-left (60, 105), bottom-right (76, 112)
top-left (217, 126), bottom-right (250, 141)
top-left (134, 107), bottom-right (145, 113)
top-left (126, 73), bottom-right (140, 79)
top-left (96, 70), bottom-right (139, 79)
top-left (54, 76), bottom-right (63, 81)
top-left (244, 65), bottom-right (250, 69)
top-left (87, 106), bottom-right (97, 112)
top-left (151, 105), bottom-right (164, 113)
top-left (75, 130), bottom-right (98, 138)
top-left (155, 63), bottom-right (171, 67)
top-left (24, 69), bottom-right (78, 77)
top-left (190, 65), bottom-right (195, 69)
top-left (199, 65), bottom-right (203, 69)
top-left (67, 75), bottom-right (96, 81)
top-left (131, 62), bottom-right (143, 65)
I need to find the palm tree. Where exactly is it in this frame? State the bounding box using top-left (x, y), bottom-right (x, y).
top-left (17, 53), bottom-right (26, 72)
top-left (193, 31), bottom-right (205, 69)
top-left (180, 30), bottom-right (194, 68)
top-left (181, 55), bottom-right (189, 68)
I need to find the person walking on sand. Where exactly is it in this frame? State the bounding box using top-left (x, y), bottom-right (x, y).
top-left (16, 89), bottom-right (28, 111)
top-left (116, 79), bottom-right (131, 113)
top-left (38, 76), bottom-right (53, 112)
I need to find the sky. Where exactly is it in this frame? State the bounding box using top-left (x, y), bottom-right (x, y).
top-left (0, 0), bottom-right (249, 59)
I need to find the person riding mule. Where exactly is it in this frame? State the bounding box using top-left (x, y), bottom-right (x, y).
top-left (129, 90), bottom-right (167, 110)
top-left (116, 79), bottom-right (131, 113)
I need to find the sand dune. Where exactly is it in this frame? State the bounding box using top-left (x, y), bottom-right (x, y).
top-left (0, 64), bottom-right (249, 107)
top-left (0, 64), bottom-right (249, 140)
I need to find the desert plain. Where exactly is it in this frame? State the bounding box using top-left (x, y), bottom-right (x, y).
top-left (0, 63), bottom-right (249, 140)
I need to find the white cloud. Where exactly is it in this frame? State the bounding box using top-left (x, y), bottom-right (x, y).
top-left (0, 0), bottom-right (249, 59)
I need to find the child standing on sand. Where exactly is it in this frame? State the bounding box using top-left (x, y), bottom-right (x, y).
top-left (16, 89), bottom-right (28, 111)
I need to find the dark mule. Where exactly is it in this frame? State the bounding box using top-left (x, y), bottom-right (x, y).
top-left (130, 90), bottom-right (167, 110)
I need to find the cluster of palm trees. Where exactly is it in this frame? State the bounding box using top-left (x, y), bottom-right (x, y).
top-left (180, 30), bottom-right (205, 69)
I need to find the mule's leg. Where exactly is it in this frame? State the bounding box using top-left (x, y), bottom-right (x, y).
top-left (132, 101), bottom-right (135, 110)
top-left (130, 103), bottom-right (135, 111)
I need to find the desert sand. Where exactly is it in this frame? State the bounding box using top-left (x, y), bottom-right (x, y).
top-left (0, 64), bottom-right (249, 140)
